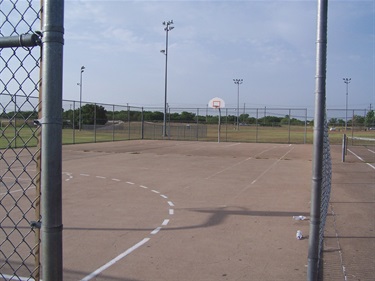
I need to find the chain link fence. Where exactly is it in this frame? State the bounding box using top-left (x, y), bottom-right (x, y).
top-left (1, 96), bottom-right (368, 147)
top-left (0, 0), bottom-right (42, 280)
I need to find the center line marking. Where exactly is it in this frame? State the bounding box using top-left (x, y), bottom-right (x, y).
top-left (151, 190), bottom-right (160, 194)
top-left (126, 181), bottom-right (135, 185)
top-left (169, 209), bottom-right (174, 215)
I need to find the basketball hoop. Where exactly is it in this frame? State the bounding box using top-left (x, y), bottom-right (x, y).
top-left (208, 97), bottom-right (225, 109)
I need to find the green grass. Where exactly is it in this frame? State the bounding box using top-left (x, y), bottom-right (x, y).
top-left (1, 122), bottom-right (374, 149)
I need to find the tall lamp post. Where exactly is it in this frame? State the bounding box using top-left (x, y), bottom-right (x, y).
top-left (233, 78), bottom-right (243, 130)
top-left (161, 20), bottom-right (174, 138)
top-left (78, 66), bottom-right (85, 131)
top-left (343, 77), bottom-right (351, 132)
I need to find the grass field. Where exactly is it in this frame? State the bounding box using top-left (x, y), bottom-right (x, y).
top-left (1, 122), bottom-right (374, 149)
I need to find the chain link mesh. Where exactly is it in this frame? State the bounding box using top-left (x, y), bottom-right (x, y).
top-left (0, 0), bottom-right (42, 280)
top-left (319, 117), bottom-right (332, 276)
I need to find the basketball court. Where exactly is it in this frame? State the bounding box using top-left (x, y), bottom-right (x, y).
top-left (1, 140), bottom-right (373, 280)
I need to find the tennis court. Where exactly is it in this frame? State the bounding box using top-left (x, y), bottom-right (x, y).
top-left (1, 140), bottom-right (373, 280)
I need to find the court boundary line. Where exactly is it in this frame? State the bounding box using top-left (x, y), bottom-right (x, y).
top-left (348, 149), bottom-right (375, 170)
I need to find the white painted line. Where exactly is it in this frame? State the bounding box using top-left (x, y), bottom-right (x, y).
top-left (226, 143), bottom-right (241, 147)
top-left (150, 227), bottom-right (162, 235)
top-left (96, 176), bottom-right (106, 179)
top-left (368, 149), bottom-right (375, 154)
top-left (162, 219), bottom-right (170, 226)
top-left (140, 185), bottom-right (148, 189)
top-left (80, 238), bottom-right (150, 281)
top-left (1, 274), bottom-right (41, 281)
top-left (126, 181), bottom-right (135, 185)
top-left (0, 187), bottom-right (36, 196)
top-left (151, 190), bottom-right (160, 194)
top-left (348, 149), bottom-right (375, 170)
top-left (167, 201), bottom-right (174, 207)
top-left (160, 194), bottom-right (168, 199)
top-left (251, 146), bottom-right (295, 185)
top-left (169, 209), bottom-right (174, 215)
top-left (111, 178), bottom-right (121, 182)
top-left (80, 174), bottom-right (90, 176)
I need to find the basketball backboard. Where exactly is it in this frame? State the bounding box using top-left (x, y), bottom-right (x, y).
top-left (208, 97), bottom-right (225, 109)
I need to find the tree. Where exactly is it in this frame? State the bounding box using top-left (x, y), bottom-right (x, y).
top-left (365, 110), bottom-right (375, 127)
top-left (180, 111), bottom-right (196, 122)
top-left (81, 104), bottom-right (108, 125)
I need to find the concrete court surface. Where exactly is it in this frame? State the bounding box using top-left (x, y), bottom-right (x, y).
top-left (58, 140), bottom-right (374, 281)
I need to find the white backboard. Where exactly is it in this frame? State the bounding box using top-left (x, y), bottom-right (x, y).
top-left (208, 97), bottom-right (225, 109)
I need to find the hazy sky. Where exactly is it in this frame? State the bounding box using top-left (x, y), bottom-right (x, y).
top-left (63, 0), bottom-right (374, 113)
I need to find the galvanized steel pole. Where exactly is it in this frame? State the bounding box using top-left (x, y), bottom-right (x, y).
top-left (41, 0), bottom-right (64, 280)
top-left (307, 0), bottom-right (328, 280)
top-left (161, 20), bottom-right (174, 138)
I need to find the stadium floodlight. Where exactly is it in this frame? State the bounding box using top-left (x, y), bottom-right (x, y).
top-left (233, 78), bottom-right (243, 130)
top-left (343, 77), bottom-right (351, 132)
top-left (161, 20), bottom-right (174, 138)
top-left (79, 66), bottom-right (85, 131)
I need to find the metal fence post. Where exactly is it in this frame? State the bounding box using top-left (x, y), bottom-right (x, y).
top-left (141, 107), bottom-right (144, 139)
top-left (304, 108), bottom-right (307, 144)
top-left (112, 105), bottom-right (115, 141)
top-left (41, 0), bottom-right (64, 280)
top-left (288, 109), bottom-right (291, 144)
top-left (94, 103), bottom-right (97, 142)
top-left (308, 0), bottom-right (328, 280)
top-left (196, 108), bottom-right (199, 140)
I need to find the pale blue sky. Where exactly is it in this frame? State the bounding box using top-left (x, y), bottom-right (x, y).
top-left (63, 0), bottom-right (375, 113)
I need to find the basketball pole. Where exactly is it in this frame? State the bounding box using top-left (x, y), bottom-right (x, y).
top-left (218, 108), bottom-right (221, 143)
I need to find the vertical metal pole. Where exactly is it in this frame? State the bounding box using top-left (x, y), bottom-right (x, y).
top-left (127, 105), bottom-right (130, 140)
top-left (288, 109), bottom-right (291, 144)
top-left (41, 0), bottom-right (64, 280)
top-left (342, 134), bottom-right (346, 162)
top-left (256, 108), bottom-right (259, 143)
top-left (237, 83), bottom-right (240, 130)
top-left (94, 104), bottom-right (97, 143)
top-left (141, 107), bottom-right (144, 140)
top-left (304, 108), bottom-right (307, 144)
top-left (218, 108), bottom-right (221, 143)
top-left (351, 109), bottom-right (354, 140)
top-left (196, 108), bottom-right (199, 140)
top-left (72, 101), bottom-right (75, 144)
top-left (308, 1), bottom-right (328, 281)
top-left (163, 28), bottom-right (169, 138)
top-left (34, 3), bottom-right (44, 277)
top-left (112, 105), bottom-right (115, 141)
top-left (345, 82), bottom-right (348, 131)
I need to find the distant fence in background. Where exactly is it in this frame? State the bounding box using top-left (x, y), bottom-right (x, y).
top-left (1, 94), bottom-right (374, 147)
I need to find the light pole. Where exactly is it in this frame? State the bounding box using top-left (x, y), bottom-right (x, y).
top-left (343, 77), bottom-right (351, 132)
top-left (78, 66), bottom-right (85, 131)
top-left (161, 20), bottom-right (174, 138)
top-left (233, 78), bottom-right (243, 130)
